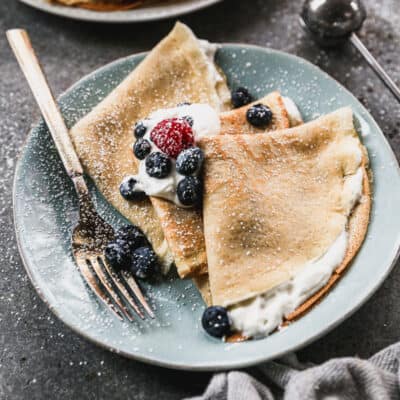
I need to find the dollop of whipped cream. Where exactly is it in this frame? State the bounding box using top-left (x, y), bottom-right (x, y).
top-left (134, 103), bottom-right (220, 207)
top-left (229, 230), bottom-right (349, 338)
top-left (282, 97), bottom-right (303, 127)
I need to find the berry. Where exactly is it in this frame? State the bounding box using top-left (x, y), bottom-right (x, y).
top-left (115, 225), bottom-right (148, 249)
top-left (231, 87), bottom-right (253, 108)
top-left (133, 138), bottom-right (151, 160)
top-left (183, 115), bottom-right (194, 127)
top-left (105, 241), bottom-right (131, 272)
top-left (176, 147), bottom-right (204, 176)
top-left (134, 121), bottom-right (147, 138)
top-left (246, 103), bottom-right (273, 127)
top-left (119, 177), bottom-right (146, 201)
top-left (202, 306), bottom-right (231, 338)
top-left (150, 118), bottom-right (194, 158)
top-left (131, 246), bottom-right (159, 279)
top-left (177, 102), bottom-right (191, 106)
top-left (145, 152), bottom-right (172, 179)
top-left (177, 176), bottom-right (202, 206)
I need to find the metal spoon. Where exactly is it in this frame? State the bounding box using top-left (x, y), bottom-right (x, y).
top-left (301, 0), bottom-right (400, 102)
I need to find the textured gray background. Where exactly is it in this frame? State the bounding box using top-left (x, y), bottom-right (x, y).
top-left (1, 0), bottom-right (400, 399)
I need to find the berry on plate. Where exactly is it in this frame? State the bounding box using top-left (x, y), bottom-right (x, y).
top-left (202, 306), bottom-right (231, 338)
top-left (131, 246), bottom-right (159, 279)
top-left (177, 176), bottom-right (202, 206)
top-left (246, 103), bottom-right (273, 127)
top-left (231, 87), bottom-right (253, 108)
top-left (134, 121), bottom-right (147, 138)
top-left (115, 225), bottom-right (148, 250)
top-left (133, 138), bottom-right (151, 160)
top-left (150, 118), bottom-right (194, 158)
top-left (105, 241), bottom-right (131, 272)
top-left (145, 152), bottom-right (172, 179)
top-left (119, 176), bottom-right (146, 201)
top-left (176, 147), bottom-right (204, 176)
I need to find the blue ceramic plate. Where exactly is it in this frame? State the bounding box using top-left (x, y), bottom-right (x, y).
top-left (14, 45), bottom-right (400, 371)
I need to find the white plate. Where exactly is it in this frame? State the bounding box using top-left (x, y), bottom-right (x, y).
top-left (18, 0), bottom-right (222, 23)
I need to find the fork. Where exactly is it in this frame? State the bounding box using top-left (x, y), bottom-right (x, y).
top-left (7, 29), bottom-right (154, 321)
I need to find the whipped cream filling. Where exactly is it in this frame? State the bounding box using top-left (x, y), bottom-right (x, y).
top-left (198, 40), bottom-right (224, 88)
top-left (283, 96), bottom-right (303, 127)
top-left (134, 104), bottom-right (220, 206)
top-left (229, 165), bottom-right (364, 338)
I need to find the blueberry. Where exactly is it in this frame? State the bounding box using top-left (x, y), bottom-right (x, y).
top-left (133, 138), bottom-right (151, 160)
top-left (115, 225), bottom-right (148, 250)
top-left (177, 176), bottom-right (202, 206)
top-left (119, 177), bottom-right (146, 201)
top-left (105, 241), bottom-right (131, 272)
top-left (183, 115), bottom-right (194, 127)
top-left (231, 87), bottom-right (253, 108)
top-left (145, 152), bottom-right (172, 179)
top-left (246, 103), bottom-right (273, 127)
top-left (131, 246), bottom-right (159, 279)
top-left (134, 121), bottom-right (147, 138)
top-left (202, 306), bottom-right (231, 338)
top-left (177, 102), bottom-right (191, 106)
top-left (176, 147), bottom-right (204, 176)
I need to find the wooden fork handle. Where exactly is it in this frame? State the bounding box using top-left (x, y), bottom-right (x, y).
top-left (6, 29), bottom-right (84, 179)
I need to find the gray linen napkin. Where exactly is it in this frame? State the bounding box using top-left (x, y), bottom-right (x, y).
top-left (186, 343), bottom-right (400, 400)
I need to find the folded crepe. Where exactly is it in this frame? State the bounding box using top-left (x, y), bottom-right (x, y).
top-left (69, 22), bottom-right (230, 271)
top-left (191, 92), bottom-right (292, 304)
top-left (199, 108), bottom-right (370, 310)
top-left (153, 91), bottom-right (291, 280)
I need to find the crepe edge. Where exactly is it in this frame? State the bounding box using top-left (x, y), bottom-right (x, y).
top-left (227, 163), bottom-right (371, 342)
top-left (285, 161), bottom-right (372, 321)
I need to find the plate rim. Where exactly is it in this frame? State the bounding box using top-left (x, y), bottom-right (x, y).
top-left (17, 0), bottom-right (222, 23)
top-left (13, 43), bottom-right (400, 371)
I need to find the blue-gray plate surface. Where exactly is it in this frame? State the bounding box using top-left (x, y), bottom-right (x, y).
top-left (14, 45), bottom-right (400, 370)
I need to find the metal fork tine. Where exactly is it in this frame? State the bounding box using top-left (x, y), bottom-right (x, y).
top-left (89, 257), bottom-right (134, 322)
top-left (121, 271), bottom-right (155, 319)
top-left (99, 256), bottom-right (145, 320)
top-left (75, 256), bottom-right (124, 321)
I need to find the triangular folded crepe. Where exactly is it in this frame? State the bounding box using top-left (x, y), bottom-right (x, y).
top-left (153, 91), bottom-right (291, 279)
top-left (199, 107), bottom-right (370, 307)
top-left (191, 92), bottom-right (292, 304)
top-left (69, 22), bottom-right (230, 270)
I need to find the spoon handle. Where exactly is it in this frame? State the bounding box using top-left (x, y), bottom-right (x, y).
top-left (350, 32), bottom-right (400, 102)
top-left (6, 29), bottom-right (84, 178)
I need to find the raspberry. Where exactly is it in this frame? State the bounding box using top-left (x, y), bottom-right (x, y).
top-left (150, 118), bottom-right (194, 158)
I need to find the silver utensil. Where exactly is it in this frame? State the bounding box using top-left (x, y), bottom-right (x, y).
top-left (7, 28), bottom-right (154, 321)
top-left (301, 0), bottom-right (400, 102)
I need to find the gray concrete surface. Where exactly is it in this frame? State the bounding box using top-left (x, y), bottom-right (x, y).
top-left (1, 0), bottom-right (399, 398)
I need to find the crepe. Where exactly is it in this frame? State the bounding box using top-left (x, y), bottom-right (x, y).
top-left (191, 92), bottom-right (292, 304)
top-left (152, 91), bottom-right (291, 279)
top-left (69, 22), bottom-right (230, 270)
top-left (199, 107), bottom-right (370, 307)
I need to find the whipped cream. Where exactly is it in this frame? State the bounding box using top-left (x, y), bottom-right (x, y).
top-left (229, 165), bottom-right (364, 338)
top-left (199, 40), bottom-right (224, 88)
top-left (283, 97), bottom-right (303, 127)
top-left (198, 40), bottom-right (230, 110)
top-left (133, 104), bottom-right (220, 207)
